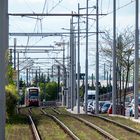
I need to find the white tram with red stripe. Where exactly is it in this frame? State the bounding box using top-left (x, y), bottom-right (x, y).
top-left (25, 87), bottom-right (40, 106)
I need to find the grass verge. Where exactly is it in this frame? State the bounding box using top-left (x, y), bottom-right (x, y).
top-left (6, 115), bottom-right (34, 140)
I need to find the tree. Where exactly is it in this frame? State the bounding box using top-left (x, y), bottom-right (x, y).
top-left (6, 84), bottom-right (18, 117)
top-left (19, 77), bottom-right (26, 88)
top-left (100, 27), bottom-right (134, 115)
top-left (7, 65), bottom-right (14, 85)
top-left (46, 74), bottom-right (50, 83)
top-left (39, 82), bottom-right (46, 101)
top-left (45, 82), bottom-right (58, 101)
top-left (39, 73), bottom-right (46, 83)
top-left (5, 51), bottom-right (19, 117)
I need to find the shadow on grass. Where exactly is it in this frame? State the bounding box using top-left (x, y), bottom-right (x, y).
top-left (6, 114), bottom-right (29, 124)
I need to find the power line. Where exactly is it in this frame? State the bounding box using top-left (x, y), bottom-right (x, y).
top-left (106, 0), bottom-right (135, 16)
top-left (23, 0), bottom-right (35, 13)
top-left (42, 0), bottom-right (48, 13)
top-left (89, 0), bottom-right (135, 31)
top-left (49, 0), bottom-right (64, 12)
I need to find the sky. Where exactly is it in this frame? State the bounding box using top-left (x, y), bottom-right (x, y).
top-left (8, 0), bottom-right (139, 81)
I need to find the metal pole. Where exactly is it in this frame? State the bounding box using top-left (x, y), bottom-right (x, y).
top-left (71, 14), bottom-right (75, 111)
top-left (32, 69), bottom-right (34, 82)
top-left (77, 3), bottom-right (80, 114)
top-left (109, 63), bottom-right (111, 86)
top-left (9, 49), bottom-right (12, 65)
top-left (95, 0), bottom-right (99, 115)
top-left (107, 71), bottom-right (109, 94)
top-left (17, 52), bottom-right (19, 94)
top-left (134, 0), bottom-right (139, 119)
top-left (74, 27), bottom-right (76, 107)
top-left (64, 42), bottom-right (66, 106)
top-left (112, 0), bottom-right (117, 114)
top-left (26, 69), bottom-right (29, 87)
top-left (69, 14), bottom-right (75, 111)
top-left (28, 69), bottom-right (30, 84)
top-left (104, 63), bottom-right (106, 80)
top-left (39, 67), bottom-right (40, 80)
top-left (70, 18), bottom-right (72, 110)
top-left (67, 41), bottom-right (71, 108)
top-left (14, 38), bottom-right (16, 70)
top-left (85, 0), bottom-right (89, 114)
top-left (62, 41), bottom-right (65, 106)
top-left (0, 0), bottom-right (8, 138)
top-left (52, 65), bottom-right (54, 81)
top-left (66, 72), bottom-right (69, 108)
top-left (58, 65), bottom-right (60, 101)
top-left (92, 73), bottom-right (94, 88)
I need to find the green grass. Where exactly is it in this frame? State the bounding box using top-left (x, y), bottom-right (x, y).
top-left (44, 107), bottom-right (58, 115)
top-left (29, 107), bottom-right (72, 140)
top-left (32, 114), bottom-right (72, 140)
top-left (57, 115), bottom-right (106, 140)
top-left (54, 107), bottom-right (71, 114)
top-left (102, 115), bottom-right (140, 132)
top-left (30, 107), bottom-right (42, 115)
top-left (30, 108), bottom-right (105, 140)
top-left (80, 114), bottom-right (140, 140)
top-left (6, 115), bottom-right (34, 140)
top-left (18, 107), bottom-right (30, 115)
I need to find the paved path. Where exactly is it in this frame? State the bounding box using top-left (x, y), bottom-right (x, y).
top-left (67, 106), bottom-right (85, 114)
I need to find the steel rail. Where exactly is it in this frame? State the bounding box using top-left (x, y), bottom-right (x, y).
top-left (28, 115), bottom-right (41, 140)
top-left (51, 108), bottom-right (118, 140)
top-left (91, 114), bottom-right (140, 136)
top-left (73, 116), bottom-right (118, 140)
top-left (17, 107), bottom-right (41, 140)
top-left (51, 107), bottom-right (61, 114)
top-left (41, 109), bottom-right (80, 140)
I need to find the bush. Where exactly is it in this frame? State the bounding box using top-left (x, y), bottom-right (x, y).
top-left (6, 84), bottom-right (18, 116)
top-left (45, 82), bottom-right (58, 101)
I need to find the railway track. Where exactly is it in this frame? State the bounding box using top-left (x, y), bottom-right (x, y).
top-left (17, 107), bottom-right (41, 140)
top-left (29, 107), bottom-right (74, 140)
top-left (51, 107), bottom-right (140, 140)
top-left (91, 114), bottom-right (140, 136)
top-left (28, 115), bottom-right (41, 140)
top-left (43, 107), bottom-right (118, 140)
top-left (41, 109), bottom-right (80, 140)
top-left (19, 107), bottom-right (140, 140)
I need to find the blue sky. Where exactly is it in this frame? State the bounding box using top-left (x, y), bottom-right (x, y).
top-left (8, 0), bottom-right (138, 79)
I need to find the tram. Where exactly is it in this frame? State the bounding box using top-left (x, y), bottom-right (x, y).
top-left (25, 87), bottom-right (40, 106)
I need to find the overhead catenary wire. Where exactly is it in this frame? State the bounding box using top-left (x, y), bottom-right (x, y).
top-left (88, 0), bottom-right (135, 32)
top-left (49, 0), bottom-right (64, 13)
top-left (21, 0), bottom-right (66, 60)
top-left (23, 0), bottom-right (35, 13)
top-left (106, 0), bottom-right (135, 16)
top-left (9, 0), bottom-right (136, 79)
